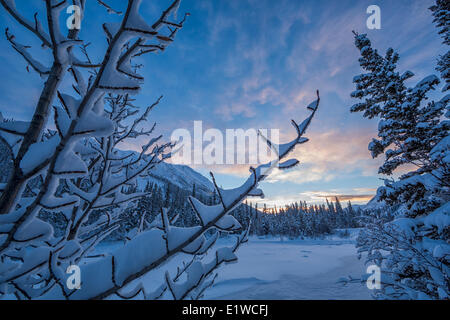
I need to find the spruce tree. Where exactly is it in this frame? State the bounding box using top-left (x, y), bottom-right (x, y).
top-left (351, 2), bottom-right (449, 299)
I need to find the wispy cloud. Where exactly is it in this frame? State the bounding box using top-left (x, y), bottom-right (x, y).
top-left (0, 0), bottom-right (442, 207)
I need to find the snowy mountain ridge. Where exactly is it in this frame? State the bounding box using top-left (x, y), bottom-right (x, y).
top-left (140, 161), bottom-right (214, 194)
top-left (115, 149), bottom-right (214, 194)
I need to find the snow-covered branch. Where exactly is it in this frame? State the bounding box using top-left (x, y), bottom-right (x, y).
top-left (0, 0), bottom-right (323, 301)
top-left (5, 28), bottom-right (51, 76)
top-left (27, 92), bottom-right (320, 300)
top-left (0, 0), bottom-right (191, 299)
top-left (0, 0), bottom-right (52, 48)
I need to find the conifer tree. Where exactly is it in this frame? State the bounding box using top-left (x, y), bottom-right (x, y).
top-left (351, 2), bottom-right (449, 298)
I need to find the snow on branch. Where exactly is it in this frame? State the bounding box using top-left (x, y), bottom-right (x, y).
top-left (96, 0), bottom-right (122, 15)
top-left (0, 0), bottom-right (321, 301)
top-left (28, 92), bottom-right (320, 300)
top-left (0, 0), bottom-right (52, 48)
top-left (0, 1), bottom-right (190, 290)
top-left (5, 28), bottom-right (51, 76)
top-left (165, 225), bottom-right (250, 300)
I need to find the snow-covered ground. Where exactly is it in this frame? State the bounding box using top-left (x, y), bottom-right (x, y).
top-left (96, 229), bottom-right (374, 300)
top-left (203, 234), bottom-right (372, 300)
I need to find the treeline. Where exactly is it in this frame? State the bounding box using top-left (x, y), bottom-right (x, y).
top-left (110, 185), bottom-right (365, 240)
top-left (233, 198), bottom-right (363, 239)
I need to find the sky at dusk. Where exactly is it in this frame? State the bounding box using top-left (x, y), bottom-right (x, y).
top-left (0, 0), bottom-right (446, 207)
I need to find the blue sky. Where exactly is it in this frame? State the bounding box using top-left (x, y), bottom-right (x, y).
top-left (0, 0), bottom-right (445, 206)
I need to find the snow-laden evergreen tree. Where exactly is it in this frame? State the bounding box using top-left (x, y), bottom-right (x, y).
top-left (0, 0), bottom-right (321, 300)
top-left (430, 0), bottom-right (450, 91)
top-left (351, 1), bottom-right (449, 299)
